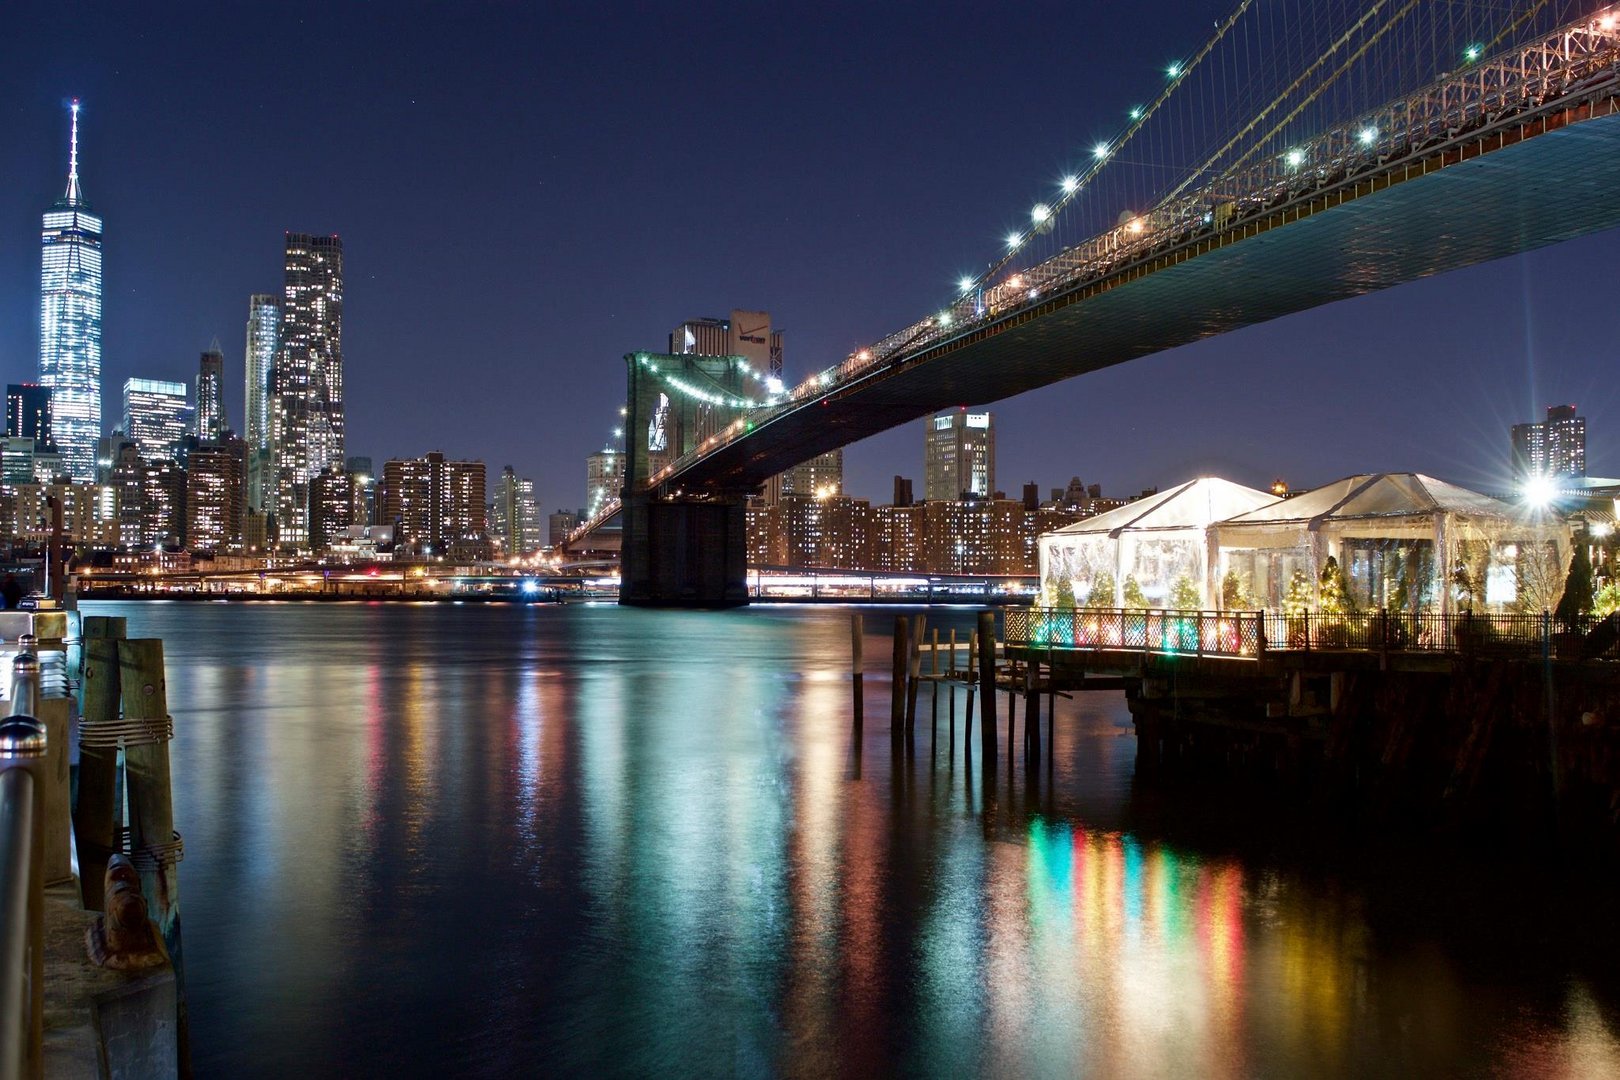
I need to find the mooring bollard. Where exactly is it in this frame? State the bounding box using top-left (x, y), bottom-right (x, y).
top-left (0, 703), bottom-right (48, 1080)
top-left (85, 853), bottom-right (168, 972)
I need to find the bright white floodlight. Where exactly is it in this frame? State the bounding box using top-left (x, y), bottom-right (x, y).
top-left (1521, 474), bottom-right (1558, 509)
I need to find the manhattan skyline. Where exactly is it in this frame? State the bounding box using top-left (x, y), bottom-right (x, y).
top-left (3, 1), bottom-right (1618, 517)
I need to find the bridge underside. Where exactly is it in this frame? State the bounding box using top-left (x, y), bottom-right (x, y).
top-left (672, 110), bottom-right (1620, 492)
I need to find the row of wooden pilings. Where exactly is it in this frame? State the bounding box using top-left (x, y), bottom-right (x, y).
top-left (850, 611), bottom-right (1054, 767)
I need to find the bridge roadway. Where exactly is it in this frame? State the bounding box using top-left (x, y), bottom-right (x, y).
top-left (661, 101), bottom-right (1620, 494)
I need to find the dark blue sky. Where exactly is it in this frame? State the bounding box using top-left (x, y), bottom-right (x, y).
top-left (2, 1), bottom-right (1614, 513)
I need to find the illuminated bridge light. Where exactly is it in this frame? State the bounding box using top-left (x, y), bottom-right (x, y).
top-left (958, 275), bottom-right (975, 293)
top-left (938, 311), bottom-right (952, 326)
top-left (1464, 44), bottom-right (1482, 62)
top-left (1358, 126), bottom-right (1379, 146)
top-left (1285, 147), bottom-right (1306, 169)
top-left (1006, 231), bottom-right (1023, 249)
top-left (1130, 105), bottom-right (1144, 120)
top-left (1061, 175), bottom-right (1079, 193)
top-left (1166, 61), bottom-right (1182, 78)
top-left (1092, 142), bottom-right (1110, 160)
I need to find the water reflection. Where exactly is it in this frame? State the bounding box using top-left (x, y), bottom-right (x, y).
top-left (94, 601), bottom-right (1620, 1078)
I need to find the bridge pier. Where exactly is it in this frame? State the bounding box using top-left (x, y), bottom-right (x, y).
top-left (619, 493), bottom-right (749, 608)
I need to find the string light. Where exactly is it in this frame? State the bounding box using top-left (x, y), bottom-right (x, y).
top-left (1060, 175), bottom-right (1079, 193)
top-left (958, 275), bottom-right (976, 292)
top-left (1092, 142), bottom-right (1110, 160)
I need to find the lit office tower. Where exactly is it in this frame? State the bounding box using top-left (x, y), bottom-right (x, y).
top-left (924, 410), bottom-right (995, 501)
top-left (122, 379), bottom-right (190, 462)
top-left (492, 466), bottom-right (542, 555)
top-left (1511, 404), bottom-right (1587, 480)
top-left (271, 233), bottom-right (345, 545)
top-left (39, 101), bottom-right (103, 481)
top-left (195, 345), bottom-right (227, 441)
top-left (586, 449), bottom-right (625, 517)
top-left (670, 310), bottom-right (783, 376)
top-left (244, 294), bottom-right (280, 510)
top-left (6, 384), bottom-right (56, 451)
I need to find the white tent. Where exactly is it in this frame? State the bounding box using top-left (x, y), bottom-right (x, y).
top-left (1038, 477), bottom-right (1278, 609)
top-left (1212, 472), bottom-right (1570, 614)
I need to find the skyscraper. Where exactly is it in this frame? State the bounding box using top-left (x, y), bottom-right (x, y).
top-left (195, 345), bottom-right (227, 441)
top-left (669, 310), bottom-right (783, 376)
top-left (271, 233), bottom-right (345, 546)
top-left (39, 100), bottom-right (103, 481)
top-left (1511, 404), bottom-right (1587, 480)
top-left (924, 410), bottom-right (995, 501)
top-left (492, 466), bottom-right (542, 555)
top-left (122, 379), bottom-right (190, 462)
top-left (185, 437), bottom-right (246, 554)
top-left (244, 294), bottom-right (281, 511)
top-left (5, 384), bottom-right (56, 451)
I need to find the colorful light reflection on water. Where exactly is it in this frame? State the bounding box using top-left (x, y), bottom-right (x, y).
top-left (89, 601), bottom-right (1620, 1078)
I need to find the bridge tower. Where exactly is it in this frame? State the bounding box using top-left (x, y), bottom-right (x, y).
top-left (620, 351), bottom-right (757, 607)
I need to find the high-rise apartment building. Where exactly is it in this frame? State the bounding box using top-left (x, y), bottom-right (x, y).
top-left (1511, 404), bottom-right (1587, 480)
top-left (346, 456), bottom-right (376, 528)
top-left (587, 449), bottom-right (625, 517)
top-left (185, 437), bottom-right (246, 553)
top-left (122, 379), bottom-right (190, 462)
top-left (39, 101), bottom-right (103, 481)
top-left (779, 451), bottom-right (844, 500)
top-left (271, 233), bottom-right (345, 546)
top-left (244, 294), bottom-right (281, 511)
top-left (310, 466), bottom-right (356, 552)
top-left (6, 384), bottom-right (56, 452)
top-left (548, 509), bottom-right (579, 548)
top-left (924, 410), bottom-right (995, 501)
top-left (195, 346), bottom-right (227, 441)
top-left (381, 452), bottom-right (486, 555)
top-left (491, 466), bottom-right (542, 555)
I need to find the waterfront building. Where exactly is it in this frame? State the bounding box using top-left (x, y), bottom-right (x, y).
top-left (919, 497), bottom-right (1024, 575)
top-left (105, 443), bottom-right (145, 547)
top-left (491, 466), bottom-right (542, 555)
top-left (310, 466), bottom-right (356, 552)
top-left (6, 480), bottom-right (118, 546)
top-left (924, 410), bottom-right (995, 501)
top-left (547, 509), bottom-right (579, 548)
top-left (271, 233), bottom-right (345, 546)
top-left (243, 509), bottom-right (270, 554)
top-left (874, 504), bottom-right (924, 573)
top-left (1511, 404), bottom-right (1586, 480)
top-left (122, 379), bottom-right (190, 462)
top-left (138, 459), bottom-right (187, 547)
top-left (6, 384), bottom-right (56, 452)
top-left (195, 346), bottom-right (227, 441)
top-left (185, 437), bottom-right (247, 554)
top-left (39, 101), bottom-right (103, 482)
top-left (244, 294), bottom-right (280, 511)
top-left (381, 452), bottom-right (486, 556)
top-left (586, 449), bottom-right (624, 517)
top-left (780, 493), bottom-right (872, 568)
top-left (346, 457), bottom-right (376, 528)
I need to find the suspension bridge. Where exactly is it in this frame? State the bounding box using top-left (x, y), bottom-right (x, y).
top-left (562, 1), bottom-right (1620, 605)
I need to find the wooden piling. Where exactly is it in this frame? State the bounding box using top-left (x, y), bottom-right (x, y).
top-left (117, 638), bottom-right (187, 1065)
top-left (977, 612), bottom-right (997, 764)
top-left (74, 632), bottom-right (124, 909)
top-left (891, 616), bottom-right (908, 743)
top-left (964, 630), bottom-right (977, 747)
top-left (1026, 660), bottom-right (1042, 766)
top-left (930, 628), bottom-right (940, 740)
top-left (905, 614), bottom-right (926, 735)
top-left (851, 612), bottom-right (864, 734)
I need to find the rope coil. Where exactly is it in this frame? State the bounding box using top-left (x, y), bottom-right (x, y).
top-left (116, 827), bottom-right (184, 871)
top-left (79, 714), bottom-right (174, 748)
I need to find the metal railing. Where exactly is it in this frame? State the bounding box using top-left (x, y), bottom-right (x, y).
top-left (1006, 607), bottom-right (1613, 661)
top-left (0, 645), bottom-right (46, 1080)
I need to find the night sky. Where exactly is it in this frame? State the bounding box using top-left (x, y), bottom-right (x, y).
top-left (2, 1), bottom-right (1615, 515)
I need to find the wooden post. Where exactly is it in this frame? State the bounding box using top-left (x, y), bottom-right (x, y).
top-left (977, 611), bottom-right (997, 764)
top-left (117, 638), bottom-right (187, 1065)
top-left (1026, 660), bottom-right (1042, 766)
top-left (948, 628), bottom-right (957, 675)
top-left (850, 612), bottom-right (864, 734)
top-left (905, 614), bottom-right (926, 736)
top-left (965, 630), bottom-right (977, 748)
top-left (891, 616), bottom-right (908, 743)
top-left (930, 628), bottom-right (940, 740)
top-left (74, 633), bottom-right (124, 909)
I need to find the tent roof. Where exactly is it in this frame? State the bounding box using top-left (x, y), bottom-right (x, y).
top-left (1045, 476), bottom-right (1278, 539)
top-left (1217, 473), bottom-right (1515, 528)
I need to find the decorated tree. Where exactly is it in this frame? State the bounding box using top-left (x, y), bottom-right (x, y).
top-left (1084, 571), bottom-right (1116, 609)
top-left (1594, 580), bottom-right (1620, 618)
top-left (1049, 577), bottom-right (1077, 609)
top-left (1169, 574), bottom-right (1202, 611)
top-left (1122, 574), bottom-right (1149, 609)
top-left (1282, 569), bottom-right (1314, 617)
top-left (1221, 568), bottom-right (1256, 610)
top-left (1317, 555), bottom-right (1352, 617)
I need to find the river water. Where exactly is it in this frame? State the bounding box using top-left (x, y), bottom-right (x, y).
top-left (84, 600), bottom-right (1620, 1078)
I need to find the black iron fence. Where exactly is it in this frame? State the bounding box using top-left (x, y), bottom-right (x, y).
top-left (1005, 607), bottom-right (1619, 660)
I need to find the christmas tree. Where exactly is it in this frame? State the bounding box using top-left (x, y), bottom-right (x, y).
top-left (1282, 569), bottom-right (1314, 617)
top-left (1317, 555), bottom-right (1352, 617)
top-left (1170, 574), bottom-right (1202, 610)
top-left (1122, 574), bottom-right (1149, 609)
top-left (1084, 571), bottom-right (1116, 609)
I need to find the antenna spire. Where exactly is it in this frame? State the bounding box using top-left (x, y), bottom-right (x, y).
top-left (65, 99), bottom-right (82, 204)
